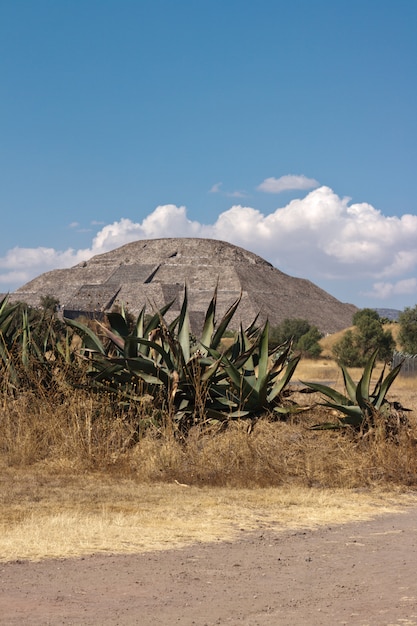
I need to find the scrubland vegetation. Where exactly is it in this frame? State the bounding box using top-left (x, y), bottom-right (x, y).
top-left (1, 291), bottom-right (417, 489)
top-left (2, 292), bottom-right (417, 561)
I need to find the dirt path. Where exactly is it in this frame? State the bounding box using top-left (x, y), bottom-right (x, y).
top-left (1, 508), bottom-right (417, 625)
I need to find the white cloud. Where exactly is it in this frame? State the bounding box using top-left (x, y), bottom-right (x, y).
top-left (1, 186), bottom-right (417, 308)
top-left (257, 174), bottom-right (320, 193)
top-left (210, 182), bottom-right (247, 198)
top-left (0, 246), bottom-right (90, 288)
top-left (365, 278), bottom-right (417, 300)
top-left (225, 190), bottom-right (247, 198)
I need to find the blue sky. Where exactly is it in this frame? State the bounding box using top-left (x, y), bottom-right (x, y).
top-left (1, 0), bottom-right (416, 310)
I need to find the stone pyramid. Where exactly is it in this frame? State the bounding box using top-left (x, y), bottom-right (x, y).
top-left (10, 238), bottom-right (357, 334)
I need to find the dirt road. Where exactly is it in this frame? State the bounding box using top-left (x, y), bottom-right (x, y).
top-left (1, 509), bottom-right (417, 625)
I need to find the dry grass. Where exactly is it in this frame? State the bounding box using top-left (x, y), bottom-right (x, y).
top-left (1, 358), bottom-right (417, 562)
top-left (1, 466), bottom-right (416, 562)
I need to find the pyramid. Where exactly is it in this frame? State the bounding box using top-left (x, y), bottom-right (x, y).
top-left (9, 238), bottom-right (357, 334)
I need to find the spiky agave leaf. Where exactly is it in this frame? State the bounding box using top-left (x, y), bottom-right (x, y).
top-left (356, 349), bottom-right (379, 409)
top-left (177, 285), bottom-right (191, 363)
top-left (373, 361), bottom-right (404, 410)
top-left (267, 355), bottom-right (300, 403)
top-left (210, 292), bottom-right (242, 349)
top-left (300, 380), bottom-right (351, 406)
top-left (64, 317), bottom-right (107, 355)
top-left (198, 284), bottom-right (217, 352)
top-left (305, 349), bottom-right (405, 432)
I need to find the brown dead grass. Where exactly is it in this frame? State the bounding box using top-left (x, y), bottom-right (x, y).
top-left (1, 466), bottom-right (416, 562)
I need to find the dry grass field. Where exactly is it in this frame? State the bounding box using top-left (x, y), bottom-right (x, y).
top-left (1, 351), bottom-right (417, 563)
top-left (2, 471), bottom-right (416, 562)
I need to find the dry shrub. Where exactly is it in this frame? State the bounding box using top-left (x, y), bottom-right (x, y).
top-left (1, 361), bottom-right (417, 489)
top-left (0, 376), bottom-right (155, 469)
top-left (127, 413), bottom-right (417, 489)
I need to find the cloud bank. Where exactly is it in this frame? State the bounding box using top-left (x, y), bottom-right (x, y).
top-left (1, 186), bottom-right (417, 308)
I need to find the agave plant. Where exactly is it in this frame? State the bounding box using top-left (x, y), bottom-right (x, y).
top-left (206, 321), bottom-right (301, 418)
top-left (65, 287), bottom-right (302, 433)
top-left (0, 294), bottom-right (72, 389)
top-left (302, 349), bottom-right (406, 434)
top-left (65, 287), bottom-right (241, 424)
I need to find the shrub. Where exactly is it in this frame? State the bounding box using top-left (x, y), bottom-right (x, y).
top-left (333, 308), bottom-right (395, 366)
top-left (269, 318), bottom-right (322, 358)
top-left (398, 305), bottom-right (417, 354)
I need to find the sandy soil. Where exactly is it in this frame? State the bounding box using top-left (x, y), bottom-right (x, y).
top-left (1, 508), bottom-right (417, 625)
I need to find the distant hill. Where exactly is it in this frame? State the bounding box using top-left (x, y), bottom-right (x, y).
top-left (373, 308), bottom-right (402, 321)
top-left (7, 238), bottom-right (358, 334)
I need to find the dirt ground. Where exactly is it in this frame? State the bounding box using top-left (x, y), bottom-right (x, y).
top-left (1, 508), bottom-right (417, 626)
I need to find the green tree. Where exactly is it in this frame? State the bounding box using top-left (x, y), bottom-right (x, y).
top-left (332, 308), bottom-right (395, 366)
top-left (398, 305), bottom-right (417, 353)
top-left (297, 326), bottom-right (323, 358)
top-left (269, 318), bottom-right (322, 358)
top-left (332, 330), bottom-right (360, 367)
top-left (352, 308), bottom-right (380, 326)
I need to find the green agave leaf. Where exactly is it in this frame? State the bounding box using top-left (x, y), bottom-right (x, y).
top-left (268, 355), bottom-right (300, 402)
top-left (132, 336), bottom-right (176, 372)
top-left (341, 365), bottom-right (357, 403)
top-left (301, 381), bottom-right (352, 406)
top-left (98, 324), bottom-right (125, 353)
top-left (64, 317), bottom-right (107, 354)
top-left (0, 295), bottom-right (20, 325)
top-left (269, 339), bottom-right (293, 368)
top-left (322, 402), bottom-right (364, 425)
top-left (373, 361), bottom-right (403, 410)
top-left (143, 299), bottom-right (176, 336)
top-left (204, 408), bottom-right (232, 421)
top-left (56, 328), bottom-right (72, 363)
top-left (177, 285), bottom-right (190, 363)
top-left (200, 357), bottom-right (222, 383)
top-left (199, 285), bottom-right (217, 350)
top-left (228, 325), bottom-right (245, 362)
top-left (208, 394), bottom-right (238, 409)
top-left (0, 293), bottom-right (9, 313)
top-left (121, 354), bottom-right (168, 382)
top-left (0, 305), bottom-right (20, 338)
top-left (255, 321), bottom-right (270, 394)
top-left (300, 380), bottom-right (350, 405)
top-left (132, 371), bottom-right (164, 385)
top-left (21, 308), bottom-right (30, 368)
top-left (371, 363), bottom-right (386, 398)
top-left (0, 333), bottom-right (20, 385)
top-left (230, 329), bottom-right (259, 372)
top-left (223, 358), bottom-right (257, 402)
top-left (135, 306), bottom-right (146, 342)
top-left (227, 409), bottom-right (251, 418)
top-left (357, 349), bottom-right (378, 406)
top-left (210, 293), bottom-right (242, 349)
top-left (124, 335), bottom-right (140, 359)
top-left (107, 312), bottom-right (130, 338)
top-left (244, 313), bottom-right (260, 338)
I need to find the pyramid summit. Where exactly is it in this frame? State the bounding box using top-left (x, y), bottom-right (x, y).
top-left (9, 238), bottom-right (357, 334)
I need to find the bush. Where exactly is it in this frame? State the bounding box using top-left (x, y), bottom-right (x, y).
top-left (269, 318), bottom-right (322, 358)
top-left (333, 308), bottom-right (395, 366)
top-left (398, 305), bottom-right (417, 354)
